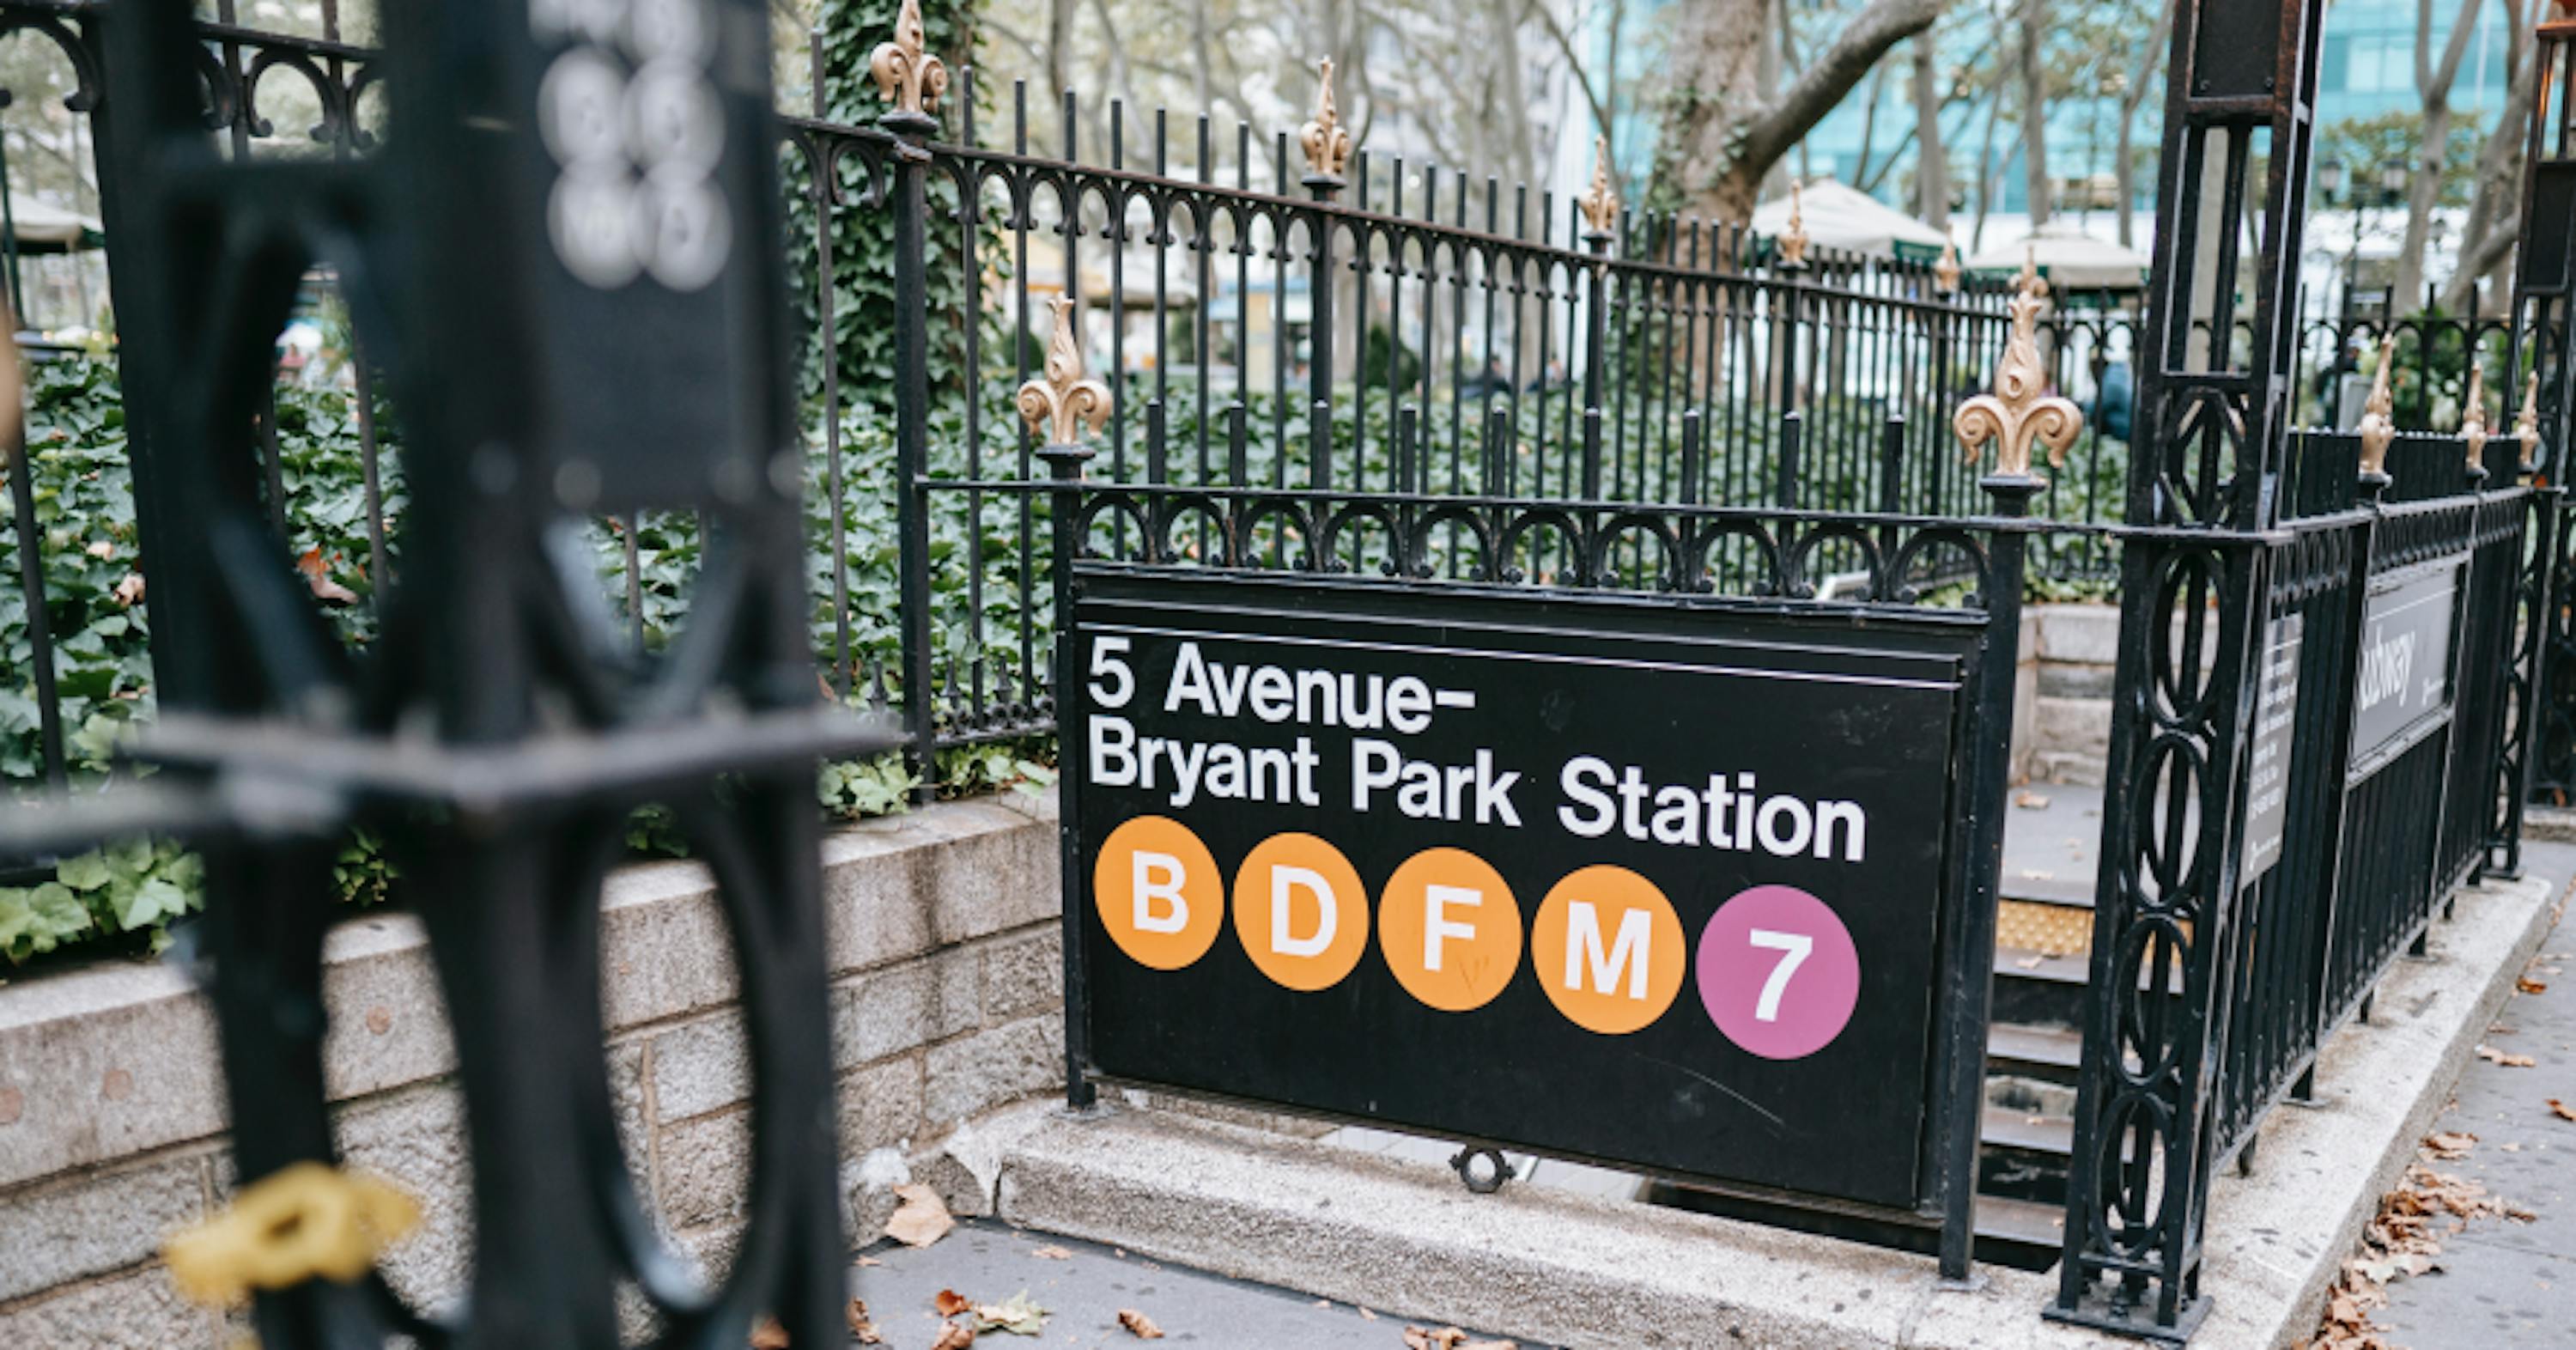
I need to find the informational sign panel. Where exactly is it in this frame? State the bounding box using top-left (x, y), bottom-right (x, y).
top-left (2241, 614), bottom-right (2302, 886)
top-left (1066, 575), bottom-right (1985, 1211)
top-left (2349, 561), bottom-right (2461, 774)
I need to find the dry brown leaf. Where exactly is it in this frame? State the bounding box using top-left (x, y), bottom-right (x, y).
top-left (1403, 1329), bottom-right (1468, 1350)
top-left (747, 1316), bottom-right (790, 1348)
top-left (2518, 976), bottom-right (2549, 994)
top-left (2549, 1098), bottom-right (2576, 1122)
top-left (929, 1323), bottom-right (976, 1350)
top-left (2476, 1044), bottom-right (2538, 1068)
top-left (934, 1290), bottom-right (974, 1317)
top-left (112, 572), bottom-right (145, 606)
top-left (846, 1298), bottom-right (884, 1345)
top-left (1029, 1244), bottom-right (1073, 1261)
top-left (1357, 1306), bottom-right (1377, 1322)
top-left (2425, 1131), bottom-right (2478, 1159)
top-left (295, 547), bottom-right (361, 606)
top-left (2014, 791), bottom-right (2050, 809)
top-left (856, 1255), bottom-right (885, 1268)
top-left (886, 1184), bottom-right (957, 1248)
top-left (1116, 1309), bottom-right (1165, 1339)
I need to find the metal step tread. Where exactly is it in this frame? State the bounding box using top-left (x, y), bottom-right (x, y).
top-left (1973, 1193), bottom-right (2068, 1249)
top-left (1982, 1104), bottom-right (2075, 1157)
top-left (1995, 947), bottom-right (2093, 986)
top-left (1987, 1022), bottom-right (2084, 1074)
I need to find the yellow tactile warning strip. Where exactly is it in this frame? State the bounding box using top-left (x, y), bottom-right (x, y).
top-left (1997, 898), bottom-right (2095, 958)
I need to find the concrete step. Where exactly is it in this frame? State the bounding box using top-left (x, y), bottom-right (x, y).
top-left (1638, 1179), bottom-right (2069, 1273)
top-left (1987, 1021), bottom-right (2082, 1087)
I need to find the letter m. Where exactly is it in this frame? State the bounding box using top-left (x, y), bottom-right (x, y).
top-left (1564, 901), bottom-right (1651, 1000)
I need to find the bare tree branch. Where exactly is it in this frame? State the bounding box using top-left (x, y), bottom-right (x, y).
top-left (1735, 0), bottom-right (1945, 178)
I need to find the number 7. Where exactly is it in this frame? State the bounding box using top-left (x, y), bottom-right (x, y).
top-left (1748, 928), bottom-right (1813, 1023)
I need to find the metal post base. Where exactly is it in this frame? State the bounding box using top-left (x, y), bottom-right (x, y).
top-left (2044, 1290), bottom-right (2212, 1345)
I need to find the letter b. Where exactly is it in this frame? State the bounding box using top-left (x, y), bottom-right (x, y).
top-left (1095, 818), bottom-right (1221, 970)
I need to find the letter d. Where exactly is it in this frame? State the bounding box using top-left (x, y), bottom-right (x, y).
top-left (1270, 865), bottom-right (1338, 957)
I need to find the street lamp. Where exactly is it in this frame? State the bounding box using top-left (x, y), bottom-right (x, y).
top-left (2317, 155), bottom-right (2409, 319)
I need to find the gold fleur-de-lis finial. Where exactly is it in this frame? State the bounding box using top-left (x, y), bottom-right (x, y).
top-left (165, 1163), bottom-right (421, 1309)
top-left (1298, 57), bottom-right (1353, 181)
top-left (2358, 335), bottom-right (2397, 480)
top-left (1778, 179), bottom-right (1811, 269)
top-left (2518, 369), bottom-right (2543, 474)
top-left (1935, 236), bottom-right (1962, 294)
top-left (1018, 296), bottom-right (1111, 447)
top-left (2462, 359), bottom-right (2491, 474)
top-left (1579, 136), bottom-right (1619, 238)
top-left (1953, 253), bottom-right (2080, 479)
top-left (870, 0), bottom-right (949, 122)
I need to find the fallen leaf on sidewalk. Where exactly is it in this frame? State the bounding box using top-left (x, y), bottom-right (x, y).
top-left (1404, 1330), bottom-right (1467, 1350)
top-left (1029, 1244), bottom-right (1073, 1261)
top-left (1358, 1307), bottom-right (1377, 1322)
top-left (2426, 1131), bottom-right (2479, 1159)
top-left (934, 1291), bottom-right (974, 1317)
top-left (1116, 1309), bottom-right (1165, 1339)
top-left (2550, 1098), bottom-right (2576, 1122)
top-left (846, 1299), bottom-right (883, 1345)
top-left (929, 1323), bottom-right (976, 1350)
top-left (2015, 791), bottom-right (2050, 809)
top-left (747, 1317), bottom-right (789, 1348)
top-left (2518, 976), bottom-right (2549, 994)
top-left (972, 1292), bottom-right (1047, 1335)
top-left (2476, 1044), bottom-right (2538, 1068)
top-left (886, 1185), bottom-right (956, 1248)
top-left (857, 1256), bottom-right (884, 1268)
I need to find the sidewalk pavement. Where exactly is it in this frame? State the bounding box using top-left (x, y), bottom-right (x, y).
top-left (852, 1217), bottom-right (1542, 1348)
top-left (2371, 889), bottom-right (2575, 1350)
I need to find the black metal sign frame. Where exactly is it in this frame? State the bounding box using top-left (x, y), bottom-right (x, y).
top-left (1053, 561), bottom-right (2023, 1273)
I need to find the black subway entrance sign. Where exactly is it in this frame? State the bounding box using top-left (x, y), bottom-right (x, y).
top-left (1062, 574), bottom-right (1991, 1211)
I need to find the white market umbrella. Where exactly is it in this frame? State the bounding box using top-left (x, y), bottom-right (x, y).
top-left (1967, 222), bottom-right (2148, 293)
top-left (1749, 178), bottom-right (1950, 262)
top-left (4, 198), bottom-right (102, 253)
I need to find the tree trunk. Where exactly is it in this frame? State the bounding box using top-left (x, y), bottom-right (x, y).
top-left (2395, 0), bottom-right (2483, 313)
top-left (2114, 0), bottom-right (2174, 248)
top-left (2019, 0), bottom-right (2050, 229)
top-left (1913, 35), bottom-right (1949, 230)
top-left (1045, 0), bottom-right (1076, 101)
top-left (1653, 0), bottom-right (1944, 223)
top-left (2440, 0), bottom-right (2531, 316)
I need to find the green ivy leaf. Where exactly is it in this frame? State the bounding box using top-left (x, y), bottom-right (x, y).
top-left (53, 848), bottom-right (112, 892)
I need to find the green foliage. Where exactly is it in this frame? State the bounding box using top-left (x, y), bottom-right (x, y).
top-left (2317, 110), bottom-right (2484, 217)
top-left (786, 0), bottom-right (990, 413)
top-left (0, 355), bottom-right (155, 782)
top-left (0, 836), bottom-right (199, 961)
top-left (821, 752), bottom-right (922, 818)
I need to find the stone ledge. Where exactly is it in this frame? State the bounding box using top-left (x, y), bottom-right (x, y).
top-left (0, 793), bottom-right (1060, 1190)
top-left (993, 861), bottom-right (2567, 1349)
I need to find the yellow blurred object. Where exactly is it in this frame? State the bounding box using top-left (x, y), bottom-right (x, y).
top-left (164, 1162), bottom-right (421, 1309)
